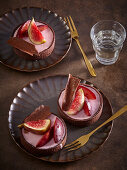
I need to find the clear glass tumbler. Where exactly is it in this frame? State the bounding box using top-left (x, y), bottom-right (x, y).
top-left (90, 20), bottom-right (126, 65)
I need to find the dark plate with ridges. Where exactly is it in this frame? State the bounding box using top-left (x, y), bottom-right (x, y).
top-left (0, 7), bottom-right (71, 72)
top-left (8, 75), bottom-right (113, 162)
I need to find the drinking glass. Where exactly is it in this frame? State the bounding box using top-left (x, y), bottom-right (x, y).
top-left (90, 20), bottom-right (126, 65)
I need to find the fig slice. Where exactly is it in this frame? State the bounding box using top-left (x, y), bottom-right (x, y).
top-left (28, 18), bottom-right (46, 45)
top-left (18, 119), bottom-right (51, 135)
top-left (62, 74), bottom-right (81, 111)
top-left (36, 128), bottom-right (51, 147)
top-left (78, 85), bottom-right (96, 100)
top-left (54, 117), bottom-right (64, 143)
top-left (38, 25), bottom-right (48, 32)
top-left (17, 20), bottom-right (48, 38)
top-left (83, 98), bottom-right (91, 116)
top-left (17, 20), bottom-right (31, 38)
top-left (66, 88), bottom-right (85, 115)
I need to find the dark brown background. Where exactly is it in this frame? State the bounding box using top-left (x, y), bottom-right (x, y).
top-left (0, 0), bottom-right (127, 169)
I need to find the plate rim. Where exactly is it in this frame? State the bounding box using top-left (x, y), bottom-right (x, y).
top-left (8, 74), bottom-right (114, 162)
top-left (0, 7), bottom-right (72, 72)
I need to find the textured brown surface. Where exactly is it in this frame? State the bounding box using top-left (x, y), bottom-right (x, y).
top-left (0, 0), bottom-right (127, 169)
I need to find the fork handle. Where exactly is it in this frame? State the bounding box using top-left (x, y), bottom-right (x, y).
top-left (90, 105), bottom-right (127, 136)
top-left (75, 39), bottom-right (96, 77)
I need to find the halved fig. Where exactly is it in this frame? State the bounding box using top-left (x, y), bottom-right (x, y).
top-left (28, 18), bottom-right (46, 44)
top-left (18, 119), bottom-right (51, 135)
top-left (66, 88), bottom-right (85, 115)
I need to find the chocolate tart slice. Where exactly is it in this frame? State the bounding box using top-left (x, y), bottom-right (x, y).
top-left (19, 105), bottom-right (67, 156)
top-left (58, 75), bottom-right (103, 126)
top-left (10, 20), bottom-right (55, 60)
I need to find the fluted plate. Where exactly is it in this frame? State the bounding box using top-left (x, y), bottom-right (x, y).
top-left (8, 75), bottom-right (113, 162)
top-left (0, 7), bottom-right (71, 71)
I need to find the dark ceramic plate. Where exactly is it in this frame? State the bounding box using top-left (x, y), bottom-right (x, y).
top-left (0, 7), bottom-right (71, 72)
top-left (8, 75), bottom-right (113, 162)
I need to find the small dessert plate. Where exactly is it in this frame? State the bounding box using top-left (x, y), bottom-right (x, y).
top-left (8, 75), bottom-right (113, 162)
top-left (0, 7), bottom-right (71, 71)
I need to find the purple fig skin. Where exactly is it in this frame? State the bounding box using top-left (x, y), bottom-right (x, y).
top-left (54, 117), bottom-right (64, 143)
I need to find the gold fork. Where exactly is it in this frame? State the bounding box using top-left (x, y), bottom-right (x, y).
top-left (64, 105), bottom-right (127, 152)
top-left (64, 16), bottom-right (96, 77)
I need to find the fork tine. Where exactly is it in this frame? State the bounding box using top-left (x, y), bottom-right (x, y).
top-left (66, 17), bottom-right (73, 32)
top-left (64, 17), bottom-right (67, 23)
top-left (65, 141), bottom-right (79, 149)
top-left (69, 16), bottom-right (78, 32)
top-left (65, 142), bottom-right (81, 150)
top-left (64, 140), bottom-right (79, 148)
top-left (67, 144), bottom-right (81, 152)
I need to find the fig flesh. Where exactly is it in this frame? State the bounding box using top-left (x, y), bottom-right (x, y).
top-left (66, 88), bottom-right (85, 115)
top-left (17, 20), bottom-right (48, 38)
top-left (78, 85), bottom-right (96, 100)
top-left (36, 129), bottom-right (51, 147)
top-left (19, 119), bottom-right (50, 134)
top-left (83, 98), bottom-right (91, 116)
top-left (28, 18), bottom-right (46, 44)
